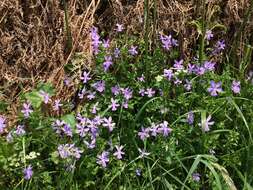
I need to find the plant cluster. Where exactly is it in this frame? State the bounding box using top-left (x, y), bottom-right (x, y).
top-left (0, 23), bottom-right (253, 190)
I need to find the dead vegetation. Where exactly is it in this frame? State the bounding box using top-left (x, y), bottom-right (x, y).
top-left (0, 0), bottom-right (252, 126)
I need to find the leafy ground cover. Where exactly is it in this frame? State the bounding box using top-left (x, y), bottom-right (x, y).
top-left (0, 21), bottom-right (253, 189)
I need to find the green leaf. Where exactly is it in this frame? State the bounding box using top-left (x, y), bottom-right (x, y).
top-left (210, 23), bottom-right (227, 32)
top-left (227, 97), bottom-right (252, 143)
top-left (37, 83), bottom-right (55, 96)
top-left (61, 113), bottom-right (76, 128)
top-left (189, 20), bottom-right (203, 36)
top-left (163, 178), bottom-right (174, 190)
top-left (25, 91), bottom-right (43, 108)
top-left (181, 155), bottom-right (202, 190)
top-left (201, 160), bottom-right (223, 190)
top-left (201, 110), bottom-right (207, 133)
top-left (212, 163), bottom-right (237, 190)
top-left (134, 97), bottom-right (162, 123)
top-left (50, 151), bottom-right (59, 164)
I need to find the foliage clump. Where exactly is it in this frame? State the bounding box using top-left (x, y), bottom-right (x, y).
top-left (0, 23), bottom-right (253, 190)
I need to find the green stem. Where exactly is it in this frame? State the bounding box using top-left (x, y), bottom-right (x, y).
top-left (22, 137), bottom-right (26, 167)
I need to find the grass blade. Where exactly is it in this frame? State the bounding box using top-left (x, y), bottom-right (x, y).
top-left (181, 155), bottom-right (202, 190)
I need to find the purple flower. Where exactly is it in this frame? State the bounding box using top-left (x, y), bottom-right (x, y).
top-left (160, 34), bottom-right (177, 50)
top-left (14, 125), bottom-right (26, 136)
top-left (93, 115), bottom-right (103, 125)
top-left (91, 27), bottom-right (99, 39)
top-left (110, 98), bottom-right (120, 111)
top-left (58, 144), bottom-right (70, 158)
top-left (91, 27), bottom-right (101, 55)
top-left (111, 85), bottom-right (121, 96)
top-left (62, 124), bottom-right (73, 137)
top-left (78, 88), bottom-right (87, 99)
top-left (174, 78), bottom-right (182, 86)
top-left (78, 115), bottom-right (88, 124)
top-left (203, 61), bottom-right (215, 71)
top-left (160, 34), bottom-right (172, 49)
top-left (54, 119), bottom-right (65, 127)
top-left (129, 46), bottom-right (138, 56)
top-left (103, 117), bottom-right (115, 132)
top-left (150, 123), bottom-right (159, 137)
top-left (123, 101), bottom-right (128, 109)
top-left (91, 102), bottom-right (99, 114)
top-left (158, 121), bottom-right (172, 137)
top-left (71, 146), bottom-right (83, 159)
top-left (76, 124), bottom-right (89, 137)
top-left (122, 87), bottom-right (133, 100)
top-left (195, 66), bottom-right (206, 75)
top-left (92, 81), bottom-right (105, 93)
top-left (102, 39), bottom-right (110, 48)
top-left (87, 119), bottom-right (99, 137)
top-left (103, 56), bottom-right (113, 71)
top-left (23, 165), bottom-right (33, 180)
top-left (138, 127), bottom-right (150, 141)
top-left (172, 38), bottom-right (179, 46)
top-left (53, 99), bottom-right (63, 111)
top-left (217, 40), bottom-right (226, 50)
top-left (80, 71), bottom-right (91, 84)
top-left (113, 145), bottom-right (125, 160)
top-left (213, 40), bottom-right (225, 54)
top-left (114, 48), bottom-right (120, 58)
top-left (200, 115), bottom-right (214, 132)
top-left (231, 80), bottom-right (240, 94)
top-left (137, 74), bottom-right (145, 82)
top-left (64, 77), bottom-right (71, 86)
top-left (97, 151), bottom-right (110, 167)
top-left (138, 148), bottom-right (150, 158)
top-left (115, 24), bottom-right (124, 32)
top-left (187, 111), bottom-right (194, 125)
top-left (0, 116), bottom-right (6, 134)
top-left (139, 89), bottom-right (145, 96)
top-left (87, 91), bottom-right (96, 100)
top-left (77, 113), bottom-right (85, 121)
top-left (145, 88), bottom-right (155, 97)
top-left (52, 120), bottom-right (64, 134)
top-left (163, 69), bottom-right (174, 80)
top-left (184, 79), bottom-right (192, 91)
top-left (39, 90), bottom-right (50, 104)
top-left (187, 63), bottom-right (195, 74)
top-left (207, 81), bottom-right (223, 96)
top-left (192, 173), bottom-right (201, 182)
top-left (84, 138), bottom-right (96, 149)
top-left (173, 59), bottom-right (184, 70)
top-left (205, 30), bottom-right (213, 41)
top-left (21, 102), bottom-right (33, 118)
top-left (58, 144), bottom-right (83, 159)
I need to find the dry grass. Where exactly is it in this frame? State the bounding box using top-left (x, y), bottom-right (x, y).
top-left (0, 0), bottom-right (252, 127)
top-left (0, 0), bottom-right (98, 127)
